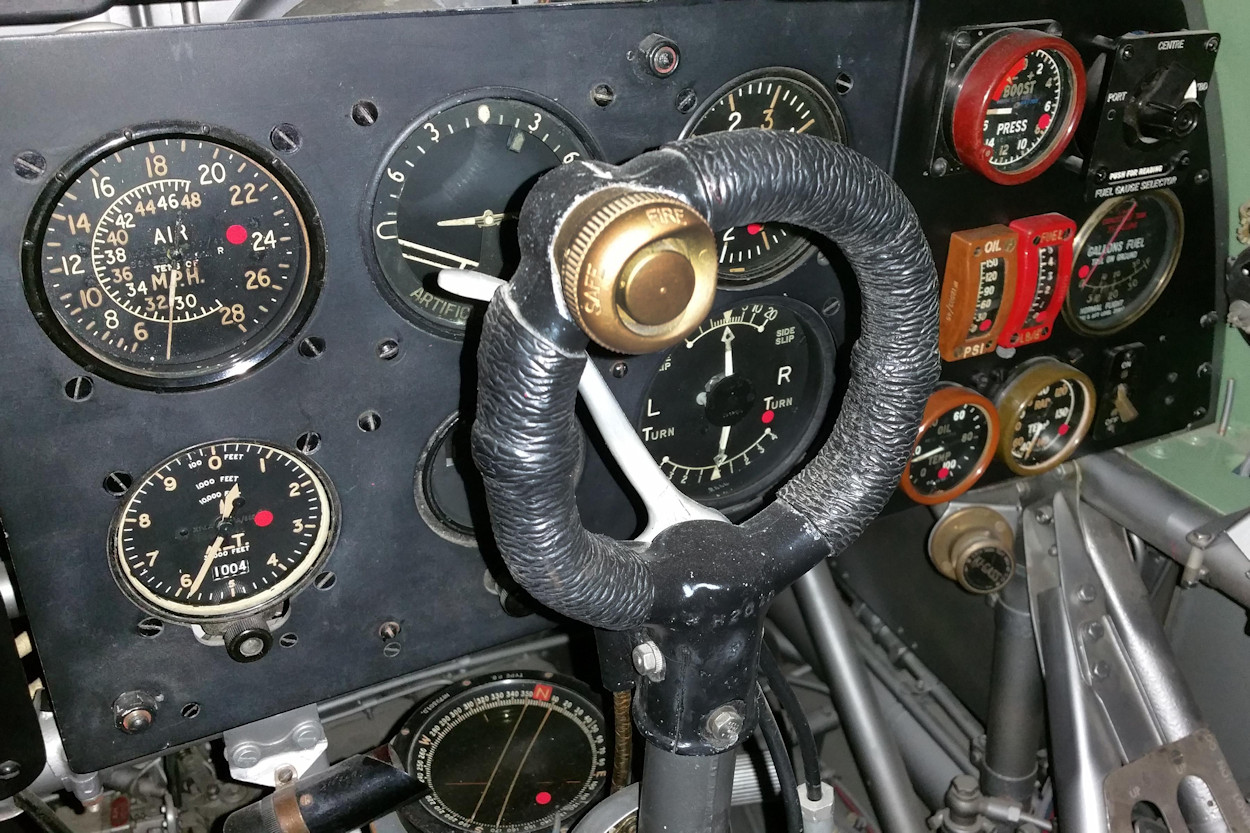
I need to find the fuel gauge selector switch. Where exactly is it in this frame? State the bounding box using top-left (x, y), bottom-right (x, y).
top-left (939, 224), bottom-right (1019, 362)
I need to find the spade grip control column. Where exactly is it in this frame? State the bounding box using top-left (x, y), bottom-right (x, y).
top-left (471, 130), bottom-right (940, 753)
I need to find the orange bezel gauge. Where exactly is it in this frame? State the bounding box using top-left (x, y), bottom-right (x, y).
top-left (939, 225), bottom-right (1019, 361)
top-left (900, 386), bottom-right (1000, 505)
top-left (949, 29), bottom-right (1086, 185)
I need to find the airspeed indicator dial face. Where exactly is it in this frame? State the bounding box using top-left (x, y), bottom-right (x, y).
top-left (109, 440), bottom-right (337, 623)
top-left (25, 130), bottom-right (318, 388)
top-left (682, 69), bottom-right (846, 285)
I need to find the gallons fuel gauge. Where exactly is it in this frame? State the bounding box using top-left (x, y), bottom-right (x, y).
top-left (638, 298), bottom-right (834, 510)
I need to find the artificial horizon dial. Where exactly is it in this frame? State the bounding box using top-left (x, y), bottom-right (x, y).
top-left (900, 386), bottom-right (999, 505)
top-left (995, 360), bottom-right (1095, 475)
top-left (948, 29), bottom-right (1085, 184)
top-left (371, 96), bottom-right (591, 336)
top-left (681, 68), bottom-right (846, 284)
top-left (638, 298), bottom-right (834, 509)
top-left (393, 673), bottom-right (608, 833)
top-left (25, 131), bottom-right (317, 388)
top-left (109, 440), bottom-right (337, 623)
top-left (1065, 190), bottom-right (1184, 335)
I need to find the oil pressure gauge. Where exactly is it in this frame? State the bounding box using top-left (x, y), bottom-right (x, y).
top-left (995, 359), bottom-right (1095, 475)
top-left (109, 439), bottom-right (338, 626)
top-left (938, 224), bottom-right (1018, 361)
top-left (638, 298), bottom-right (834, 510)
top-left (947, 29), bottom-right (1086, 184)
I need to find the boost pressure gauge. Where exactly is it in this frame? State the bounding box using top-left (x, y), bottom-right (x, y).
top-left (682, 68), bottom-right (847, 285)
top-left (109, 440), bottom-right (338, 624)
top-left (901, 386), bottom-right (999, 505)
top-left (995, 360), bottom-right (1095, 475)
top-left (947, 29), bottom-right (1086, 184)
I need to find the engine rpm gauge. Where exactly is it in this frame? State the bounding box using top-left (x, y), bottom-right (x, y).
top-left (948, 30), bottom-right (1086, 184)
top-left (24, 127), bottom-right (320, 388)
top-left (108, 440), bottom-right (337, 624)
top-left (391, 672), bottom-right (608, 833)
top-left (371, 95), bottom-right (592, 336)
top-left (681, 68), bottom-right (847, 285)
top-left (995, 360), bottom-right (1095, 475)
top-left (1065, 190), bottom-right (1184, 335)
top-left (638, 298), bottom-right (834, 509)
top-left (900, 386), bottom-right (999, 505)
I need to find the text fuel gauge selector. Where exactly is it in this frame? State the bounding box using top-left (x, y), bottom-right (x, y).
top-left (638, 298), bottom-right (834, 510)
top-left (938, 224), bottom-right (1018, 361)
top-left (109, 440), bottom-right (338, 659)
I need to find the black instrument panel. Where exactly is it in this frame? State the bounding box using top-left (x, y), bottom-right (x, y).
top-left (0, 0), bottom-right (1220, 771)
top-left (0, 0), bottom-right (907, 769)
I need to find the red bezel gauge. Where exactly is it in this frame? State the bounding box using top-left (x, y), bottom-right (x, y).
top-left (900, 386), bottom-right (1000, 506)
top-left (949, 29), bottom-right (1086, 185)
top-left (999, 213), bottom-right (1077, 348)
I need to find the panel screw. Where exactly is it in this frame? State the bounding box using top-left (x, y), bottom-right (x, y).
top-left (378, 621), bottom-right (401, 640)
top-left (64, 376), bottom-right (94, 402)
top-left (954, 32), bottom-right (972, 50)
top-left (103, 471), bottom-right (133, 497)
top-left (275, 766), bottom-right (297, 785)
top-left (591, 84), bottom-right (616, 108)
top-left (292, 722), bottom-right (322, 750)
top-left (1048, 545), bottom-right (1059, 558)
top-left (632, 640), bottom-right (665, 681)
top-left (180, 703), bottom-right (200, 719)
top-left (674, 88), bottom-right (698, 115)
top-left (295, 432), bottom-right (321, 455)
top-left (1119, 44), bottom-right (1135, 62)
top-left (1194, 169), bottom-right (1210, 185)
top-left (1092, 167), bottom-right (1109, 184)
top-left (298, 337), bottom-right (325, 358)
top-left (13, 150), bottom-right (46, 180)
top-left (382, 641), bottom-right (402, 658)
top-left (351, 100), bottom-right (379, 127)
top-left (313, 571), bottom-right (336, 590)
top-left (1206, 36), bottom-right (1220, 52)
top-left (834, 73), bottom-right (854, 95)
top-left (1200, 312), bottom-right (1219, 328)
top-left (376, 338), bottom-right (400, 361)
top-left (230, 742), bottom-right (262, 768)
top-left (1035, 507), bottom-right (1053, 525)
top-left (610, 361), bottom-right (628, 378)
top-left (279, 633), bottom-right (299, 648)
top-left (704, 704), bottom-right (744, 748)
top-left (1077, 584), bottom-right (1098, 603)
top-left (1197, 362), bottom-right (1212, 378)
top-left (358, 410), bottom-right (382, 432)
top-left (269, 124), bottom-right (302, 154)
top-left (136, 618), bottom-right (164, 638)
top-left (0, 761), bottom-right (20, 780)
top-left (930, 157), bottom-right (949, 177)
top-left (1194, 407), bottom-right (1208, 419)
top-left (1092, 660), bottom-right (1111, 680)
top-left (1083, 621), bottom-right (1105, 641)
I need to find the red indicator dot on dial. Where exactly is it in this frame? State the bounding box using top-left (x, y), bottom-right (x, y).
top-left (746, 223), bottom-right (764, 235)
top-left (226, 224), bottom-right (248, 246)
top-left (761, 410), bottom-right (775, 424)
top-left (1038, 113), bottom-right (1052, 131)
top-left (1077, 264), bottom-right (1090, 279)
top-left (979, 319), bottom-right (993, 332)
top-left (1058, 424), bottom-right (1070, 436)
top-left (938, 467), bottom-right (950, 480)
top-left (254, 510), bottom-right (274, 527)
top-left (535, 792), bottom-right (552, 806)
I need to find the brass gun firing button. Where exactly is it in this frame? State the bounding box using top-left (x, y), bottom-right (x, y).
top-left (556, 188), bottom-right (716, 354)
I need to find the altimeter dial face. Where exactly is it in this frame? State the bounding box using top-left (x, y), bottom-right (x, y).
top-left (25, 130), bottom-right (318, 388)
top-left (109, 440), bottom-right (337, 623)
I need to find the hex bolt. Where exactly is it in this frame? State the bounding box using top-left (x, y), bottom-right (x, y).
top-left (378, 621), bottom-right (401, 641)
top-left (639, 33), bottom-right (680, 78)
top-left (1034, 507), bottom-right (1053, 525)
top-left (704, 705), bottom-right (744, 747)
top-left (292, 721), bottom-right (322, 751)
top-left (114, 691), bottom-right (158, 734)
top-left (1077, 584), bottom-right (1098, 603)
top-left (632, 640), bottom-right (665, 681)
top-left (1092, 660), bottom-right (1111, 680)
top-left (0, 761), bottom-right (21, 781)
top-left (230, 742), bottom-right (262, 769)
top-left (1084, 621), bottom-right (1106, 641)
top-left (951, 774), bottom-right (979, 801)
top-left (13, 150), bottom-right (46, 180)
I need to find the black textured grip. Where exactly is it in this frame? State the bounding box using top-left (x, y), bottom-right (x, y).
top-left (472, 130), bottom-right (938, 629)
top-left (669, 131), bottom-right (940, 553)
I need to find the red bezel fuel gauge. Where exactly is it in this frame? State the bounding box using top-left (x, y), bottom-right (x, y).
top-left (999, 213), bottom-right (1076, 348)
top-left (901, 386), bottom-right (1000, 505)
top-left (949, 29), bottom-right (1086, 185)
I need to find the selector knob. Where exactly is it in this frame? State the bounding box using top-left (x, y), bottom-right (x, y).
top-left (555, 188), bottom-right (717, 354)
top-left (1125, 63), bottom-right (1204, 145)
top-left (928, 506), bottom-right (1016, 595)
